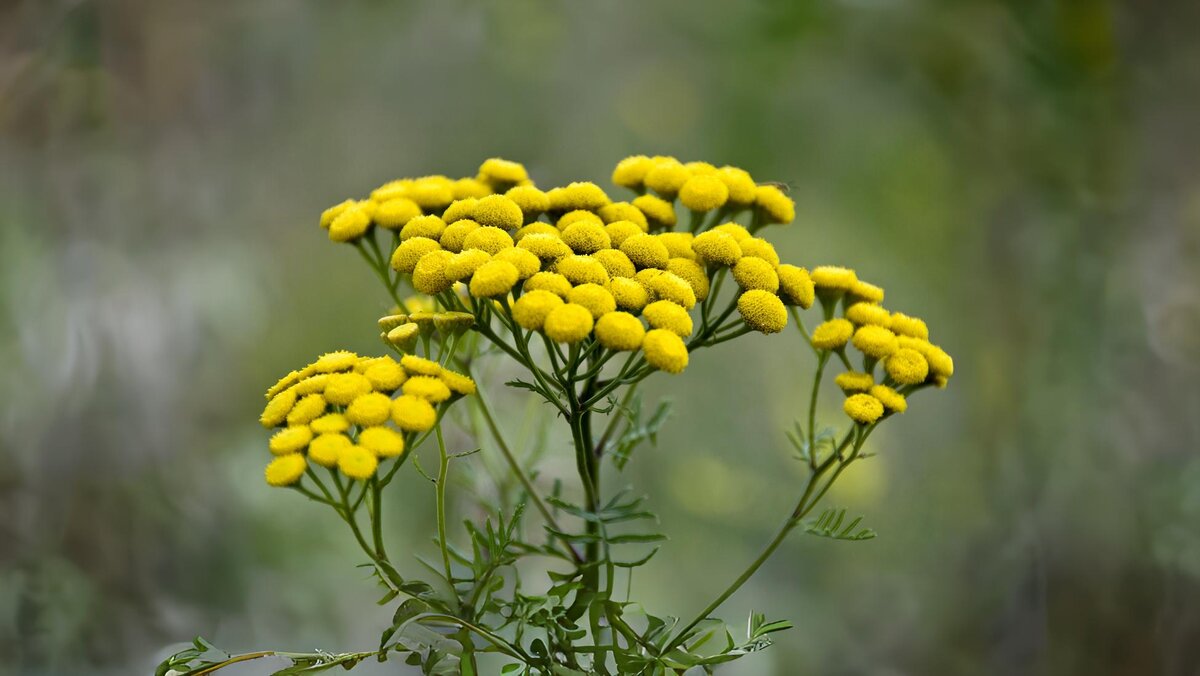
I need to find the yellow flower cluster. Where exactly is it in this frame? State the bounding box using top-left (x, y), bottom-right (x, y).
top-left (259, 351), bottom-right (476, 486)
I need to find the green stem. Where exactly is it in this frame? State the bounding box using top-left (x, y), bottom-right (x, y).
top-left (807, 351), bottom-right (831, 469)
top-left (434, 424), bottom-right (455, 595)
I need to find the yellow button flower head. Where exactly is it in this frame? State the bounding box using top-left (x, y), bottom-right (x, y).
top-left (370, 179), bottom-right (411, 203)
top-left (385, 324), bottom-right (420, 352)
top-left (890, 313), bottom-right (929, 340)
top-left (512, 289), bottom-right (565, 330)
top-left (869, 385), bottom-right (907, 414)
top-left (555, 182), bottom-right (610, 211)
top-left (692, 230), bottom-right (742, 266)
top-left (811, 266), bottom-right (858, 292)
top-left (658, 232), bottom-right (695, 260)
top-left (392, 395), bottom-right (438, 432)
top-left (643, 300), bottom-right (694, 337)
top-left (320, 199), bottom-right (356, 229)
top-left (849, 280), bottom-right (885, 304)
top-left (845, 302), bottom-right (892, 328)
top-left (376, 198), bottom-right (422, 230)
top-left (324, 372), bottom-right (373, 406)
top-left (737, 289), bottom-right (788, 334)
top-left (684, 160), bottom-right (718, 175)
top-left (562, 222), bottom-right (612, 254)
top-left (595, 311), bottom-right (646, 351)
top-left (469, 259), bottom-right (521, 298)
top-left (811, 318), bottom-right (854, 350)
top-left (493, 247), bottom-right (540, 279)
top-left (359, 426), bottom-right (406, 458)
top-left (410, 177), bottom-right (455, 211)
top-left (442, 198), bottom-right (477, 225)
top-left (265, 454), bottom-right (307, 487)
top-left (543, 303), bottom-right (595, 343)
top-left (620, 233), bottom-right (671, 270)
top-left (844, 393), bottom-right (884, 425)
top-left (632, 194), bottom-right (677, 229)
top-left (518, 233), bottom-right (573, 262)
top-left (592, 249), bottom-right (637, 279)
top-left (346, 392), bottom-right (393, 426)
top-left (733, 257), bottom-right (780, 292)
top-left (440, 369), bottom-right (477, 396)
top-left (710, 222), bottom-right (752, 242)
top-left (390, 237), bottom-right (442, 273)
top-left (612, 155), bottom-right (654, 188)
top-left (852, 325), bottom-right (899, 359)
top-left (434, 311), bottom-right (475, 337)
top-left (679, 174), bottom-right (730, 212)
top-left (598, 202), bottom-right (649, 230)
top-left (314, 350), bottom-right (359, 373)
top-left (514, 221), bottom-right (559, 242)
top-left (260, 388), bottom-right (297, 428)
top-left (269, 426), bottom-right (313, 455)
top-left (642, 329), bottom-right (689, 374)
top-left (568, 283), bottom-right (617, 319)
top-left (885, 348), bottom-right (929, 385)
top-left (755, 185), bottom-right (795, 224)
top-left (473, 195), bottom-right (523, 230)
top-left (311, 412), bottom-right (351, 435)
top-left (523, 271), bottom-right (573, 299)
top-left (647, 271), bottom-right (698, 309)
top-left (308, 433), bottom-right (351, 467)
top-left (338, 445), bottom-right (379, 480)
top-left (738, 238), bottom-right (780, 267)
top-left (557, 210), bottom-right (605, 230)
top-left (399, 214), bottom-right (447, 241)
top-left (411, 249), bottom-right (455, 294)
top-left (287, 393), bottom-right (327, 425)
top-left (633, 268), bottom-right (663, 293)
top-left (265, 369), bottom-right (303, 400)
top-left (452, 177), bottom-right (491, 200)
top-left (555, 255), bottom-right (610, 286)
top-left (605, 220), bottom-right (646, 247)
top-left (777, 265), bottom-right (815, 308)
top-left (379, 313), bottom-right (409, 330)
top-left (294, 374), bottom-right (331, 395)
top-left (328, 202), bottom-right (372, 242)
top-left (718, 166), bottom-right (757, 205)
top-left (505, 185), bottom-right (549, 222)
top-left (440, 219), bottom-right (481, 252)
top-left (666, 258), bottom-right (709, 301)
top-left (364, 359), bottom-right (406, 392)
top-left (644, 158), bottom-right (691, 197)
top-left (835, 371), bottom-right (874, 394)
top-left (925, 344), bottom-right (954, 380)
top-left (479, 157), bottom-right (529, 186)
top-left (399, 354), bottom-right (442, 376)
top-left (609, 277), bottom-right (650, 312)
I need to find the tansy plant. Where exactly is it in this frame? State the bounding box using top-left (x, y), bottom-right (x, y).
top-left (159, 156), bottom-right (954, 676)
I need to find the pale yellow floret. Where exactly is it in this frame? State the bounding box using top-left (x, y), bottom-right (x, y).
top-left (555, 182), bottom-right (610, 211)
top-left (324, 372), bottom-right (373, 406)
top-left (567, 283), bottom-right (617, 319)
top-left (710, 222), bottom-right (751, 242)
top-left (658, 232), bottom-right (696, 260)
top-left (390, 237), bottom-right (442, 273)
top-left (512, 289), bottom-right (565, 330)
top-left (852, 325), bottom-right (899, 359)
top-left (890, 313), bottom-right (930, 340)
top-left (328, 202), bottom-right (373, 242)
top-left (434, 311), bottom-right (475, 336)
top-left (260, 388), bottom-right (297, 428)
top-left (692, 231), bottom-right (742, 266)
top-left (620, 233), bottom-right (671, 270)
top-left (473, 195), bottom-right (523, 230)
top-left (554, 255), bottom-right (610, 286)
top-left (647, 272), bottom-right (697, 309)
top-left (308, 433), bottom-right (351, 467)
top-left (338, 445), bottom-right (378, 480)
top-left (505, 185), bottom-right (549, 222)
top-left (777, 265), bottom-right (815, 309)
top-left (562, 222), bottom-right (612, 254)
top-left (869, 385), bottom-right (907, 414)
top-left (439, 219), bottom-right (481, 252)
top-left (359, 426), bottom-right (406, 458)
top-left (643, 300), bottom-right (693, 337)
top-left (440, 370), bottom-right (477, 396)
top-left (479, 158), bottom-right (529, 186)
top-left (612, 155), bottom-right (655, 188)
top-left (835, 371), bottom-right (875, 394)
top-left (846, 302), bottom-right (892, 327)
top-left (644, 158), bottom-right (691, 197)
top-left (523, 271), bottom-right (573, 299)
top-left (849, 280), bottom-right (885, 304)
top-left (642, 329), bottom-right (689, 374)
top-left (364, 359), bottom-right (406, 391)
top-left (557, 210), bottom-right (605, 231)
top-left (399, 215), bottom-right (447, 241)
top-left (493, 247), bottom-right (540, 279)
top-left (518, 233), bottom-right (573, 261)
top-left (811, 266), bottom-right (858, 292)
top-left (737, 290), bottom-right (788, 333)
top-left (444, 249), bottom-right (491, 283)
top-left (469, 259), bottom-right (521, 298)
top-left (679, 174), bottom-right (730, 211)
top-left (543, 303), bottom-right (595, 343)
top-left (598, 202), bottom-right (649, 230)
top-left (605, 220), bottom-right (646, 247)
top-left (514, 222), bottom-right (560, 242)
top-left (732, 257), bottom-right (780, 292)
top-left (385, 324), bottom-right (420, 351)
top-left (265, 453), bottom-right (307, 487)
top-left (844, 393), bottom-right (884, 425)
top-left (718, 167), bottom-right (757, 204)
top-left (269, 425), bottom-right (313, 455)
top-left (376, 198), bottom-right (423, 230)
top-left (287, 394), bottom-right (327, 426)
top-left (294, 374), bottom-right (330, 396)
top-left (411, 250), bottom-right (455, 294)
top-left (392, 394), bottom-right (437, 432)
top-left (320, 200), bottom-right (356, 230)
top-left (609, 277), bottom-right (650, 312)
top-left (632, 194), bottom-right (677, 228)
top-left (310, 412), bottom-right (351, 435)
top-left (409, 176), bottom-right (455, 210)
top-left (811, 319), bottom-right (854, 350)
top-left (452, 177), bottom-right (491, 200)
top-left (885, 348), bottom-right (929, 385)
top-left (666, 258), bottom-right (709, 302)
top-left (737, 238), bottom-right (780, 267)
top-left (755, 185), bottom-right (795, 224)
top-left (402, 375), bottom-right (452, 403)
top-left (595, 312), bottom-right (646, 351)
top-left (592, 249), bottom-right (637, 279)
top-left (345, 392), bottom-right (393, 426)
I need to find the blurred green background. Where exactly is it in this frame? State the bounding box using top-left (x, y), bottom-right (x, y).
top-left (3, 1), bottom-right (1200, 674)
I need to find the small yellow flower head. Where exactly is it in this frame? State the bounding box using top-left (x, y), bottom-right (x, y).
top-left (609, 277), bottom-right (650, 312)
top-left (679, 174), bottom-right (730, 211)
top-left (469, 259), bottom-right (521, 298)
top-left (555, 182), bottom-right (610, 211)
top-left (684, 160), bottom-right (718, 175)
top-left (497, 186), bottom-right (544, 222)
top-left (397, 354), bottom-right (439, 377)
top-left (269, 425), bottom-right (313, 455)
top-left (442, 198), bottom-right (477, 225)
top-left (595, 311), bottom-right (646, 351)
top-left (375, 198), bottom-right (423, 230)
top-left (440, 369), bottom-right (477, 396)
top-left (359, 426), bottom-right (406, 458)
top-left (434, 311), bottom-right (475, 337)
top-left (385, 324), bottom-right (420, 352)
top-left (479, 157), bottom-right (529, 186)
top-left (835, 371), bottom-right (875, 394)
top-left (390, 237), bottom-right (442, 273)
top-left (811, 318), bottom-right (854, 350)
top-left (287, 393), bottom-right (327, 426)
top-left (392, 395), bottom-right (438, 432)
top-left (710, 222), bottom-right (752, 242)
top-left (852, 325), bottom-right (899, 360)
top-left (378, 314), bottom-right (408, 331)
top-left (557, 210), bottom-right (605, 231)
top-left (523, 271), bottom-right (573, 299)
top-left (811, 266), bottom-right (858, 292)
top-left (612, 155), bottom-right (655, 188)
top-left (411, 250), bottom-right (455, 294)
top-left (440, 219), bottom-right (481, 252)
top-left (265, 453), bottom-right (307, 487)
top-left (260, 389), bottom-right (297, 428)
top-left (308, 433), bottom-right (351, 467)
top-left (592, 249), bottom-right (637, 279)
top-left (493, 247), bottom-right (540, 280)
top-left (737, 289), bottom-right (788, 334)
top-left (543, 303), bottom-right (595, 343)
top-left (409, 176), bottom-right (455, 210)
top-left (692, 230), bottom-right (742, 267)
top-left (885, 348), bottom-right (929, 385)
top-left (514, 221), bottom-right (559, 242)
top-left (294, 374), bottom-right (331, 396)
top-left (452, 177), bottom-right (491, 200)
top-left (311, 412), bottom-right (351, 435)
top-left (605, 220), bottom-right (646, 248)
top-left (473, 195), bottom-right (523, 230)
top-left (518, 233), bottom-right (573, 262)
top-left (647, 271), bottom-right (698, 309)
top-left (642, 328), bottom-right (689, 374)
top-left (632, 194), bottom-right (677, 229)
top-left (718, 166), bottom-right (757, 205)
top-left (755, 185), bottom-right (795, 224)
top-left (890, 313), bottom-right (930, 340)
top-left (844, 393), bottom-right (884, 425)
top-left (265, 369), bottom-right (303, 400)
top-left (845, 302), bottom-right (892, 328)
top-left (658, 232), bottom-right (696, 260)
top-left (370, 179), bottom-right (411, 203)
top-left (324, 372), bottom-right (373, 406)
top-left (568, 283), bottom-right (617, 319)
top-left (562, 222), bottom-right (612, 254)
top-left (643, 300), bottom-right (694, 337)
top-left (666, 258), bottom-right (709, 302)
top-left (925, 344), bottom-right (954, 380)
top-left (554, 255), bottom-right (610, 286)
top-left (738, 238), bottom-right (780, 267)
top-left (364, 359), bottom-right (406, 392)
top-left (328, 202), bottom-right (373, 242)
top-left (512, 289), bottom-right (565, 330)
top-left (320, 199), bottom-right (356, 229)
top-left (848, 280), bottom-right (885, 304)
top-left (598, 202), bottom-right (649, 230)
top-left (644, 158), bottom-right (691, 197)
top-left (398, 215), bottom-right (446, 242)
top-left (313, 350), bottom-right (359, 373)
top-left (338, 444), bottom-right (379, 480)
top-left (732, 256), bottom-right (780, 292)
top-left (777, 265), bottom-right (815, 308)
top-left (346, 392), bottom-right (393, 426)
top-left (633, 268), bottom-right (663, 294)
top-left (870, 385), bottom-right (907, 414)
top-left (620, 233), bottom-right (671, 270)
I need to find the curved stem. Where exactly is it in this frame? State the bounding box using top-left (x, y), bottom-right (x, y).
top-left (434, 424), bottom-right (455, 594)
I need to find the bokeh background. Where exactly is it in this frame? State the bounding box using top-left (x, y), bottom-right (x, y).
top-left (3, 1), bottom-right (1200, 674)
